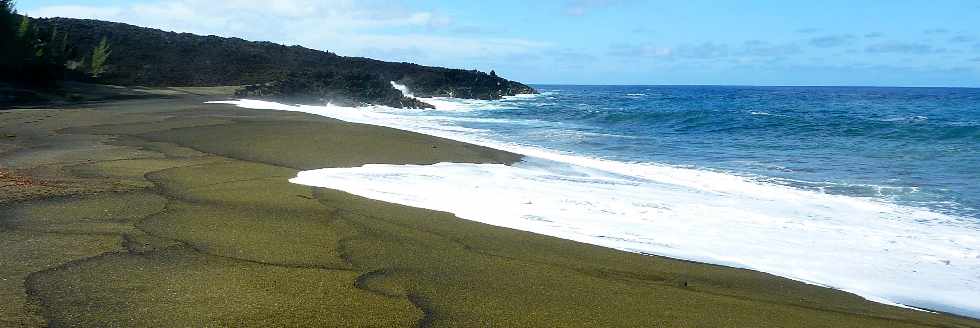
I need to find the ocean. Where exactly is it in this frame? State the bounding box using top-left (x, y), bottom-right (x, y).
top-left (213, 85), bottom-right (980, 318)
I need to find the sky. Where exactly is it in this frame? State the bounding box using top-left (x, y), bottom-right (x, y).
top-left (18, 0), bottom-right (980, 87)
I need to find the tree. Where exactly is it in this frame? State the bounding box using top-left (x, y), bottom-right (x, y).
top-left (89, 36), bottom-right (110, 77)
top-left (15, 14), bottom-right (27, 38)
top-left (13, 12), bottom-right (37, 65)
top-left (45, 27), bottom-right (59, 59)
top-left (1, 1), bottom-right (70, 87)
top-left (0, 0), bottom-right (15, 35)
top-left (0, 0), bottom-right (17, 69)
top-left (0, 0), bottom-right (12, 15)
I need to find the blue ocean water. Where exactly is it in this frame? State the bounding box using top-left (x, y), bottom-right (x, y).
top-left (455, 85), bottom-right (980, 220)
top-left (218, 85), bottom-right (980, 316)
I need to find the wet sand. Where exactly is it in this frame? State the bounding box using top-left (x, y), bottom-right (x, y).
top-left (1, 89), bottom-right (977, 327)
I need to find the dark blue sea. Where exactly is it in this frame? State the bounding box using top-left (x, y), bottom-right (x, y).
top-left (476, 85), bottom-right (980, 220)
top-left (221, 84), bottom-right (980, 317)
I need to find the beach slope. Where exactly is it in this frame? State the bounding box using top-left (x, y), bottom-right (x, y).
top-left (1, 90), bottom-right (977, 327)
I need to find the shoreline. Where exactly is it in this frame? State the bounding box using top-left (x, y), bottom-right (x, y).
top-left (1, 91), bottom-right (978, 326)
top-left (221, 98), bottom-right (980, 319)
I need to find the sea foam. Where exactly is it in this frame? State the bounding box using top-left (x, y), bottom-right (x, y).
top-left (390, 81), bottom-right (415, 98)
top-left (208, 98), bottom-right (980, 318)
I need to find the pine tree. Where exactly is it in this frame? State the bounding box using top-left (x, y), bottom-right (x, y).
top-left (0, 0), bottom-right (12, 15)
top-left (45, 27), bottom-right (59, 59)
top-left (59, 32), bottom-right (69, 61)
top-left (14, 15), bottom-right (38, 64)
top-left (2, 1), bottom-right (67, 86)
top-left (15, 14), bottom-right (27, 39)
top-left (90, 36), bottom-right (111, 77)
top-left (0, 0), bottom-right (17, 70)
top-left (0, 0), bottom-right (15, 34)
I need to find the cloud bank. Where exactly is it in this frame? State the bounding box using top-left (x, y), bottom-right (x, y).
top-left (24, 0), bottom-right (980, 86)
top-left (27, 0), bottom-right (549, 68)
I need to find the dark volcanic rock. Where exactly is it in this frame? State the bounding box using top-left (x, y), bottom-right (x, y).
top-left (393, 69), bottom-right (537, 100)
top-left (31, 18), bottom-right (537, 107)
top-left (235, 72), bottom-right (434, 109)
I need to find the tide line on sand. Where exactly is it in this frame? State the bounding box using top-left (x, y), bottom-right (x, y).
top-left (208, 99), bottom-right (980, 319)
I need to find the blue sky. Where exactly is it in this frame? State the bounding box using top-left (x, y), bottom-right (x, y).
top-left (20, 0), bottom-right (980, 87)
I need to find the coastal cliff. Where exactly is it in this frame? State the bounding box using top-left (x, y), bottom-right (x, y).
top-left (29, 18), bottom-right (537, 108)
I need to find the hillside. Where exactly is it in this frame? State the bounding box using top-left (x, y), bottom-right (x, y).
top-left (30, 18), bottom-right (536, 108)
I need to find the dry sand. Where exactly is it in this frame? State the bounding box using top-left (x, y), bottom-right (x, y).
top-left (1, 87), bottom-right (977, 327)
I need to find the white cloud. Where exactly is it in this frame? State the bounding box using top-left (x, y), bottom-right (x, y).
top-left (28, 0), bottom-right (439, 35)
top-left (30, 5), bottom-right (124, 20)
top-left (609, 40), bottom-right (802, 65)
top-left (24, 0), bottom-right (547, 67)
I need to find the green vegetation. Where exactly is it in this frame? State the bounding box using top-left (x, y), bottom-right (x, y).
top-left (1, 1), bottom-right (27, 81)
top-left (4, 7), bottom-right (532, 107)
top-left (89, 36), bottom-right (110, 78)
top-left (27, 17), bottom-right (534, 103)
top-left (15, 15), bottom-right (27, 38)
top-left (2, 93), bottom-right (978, 326)
top-left (0, 1), bottom-right (110, 88)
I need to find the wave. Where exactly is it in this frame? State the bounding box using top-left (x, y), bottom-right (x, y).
top-left (390, 81), bottom-right (415, 98)
top-left (877, 116), bottom-right (929, 124)
top-left (208, 99), bottom-right (980, 319)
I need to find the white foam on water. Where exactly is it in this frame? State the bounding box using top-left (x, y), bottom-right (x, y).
top-left (208, 99), bottom-right (980, 318)
top-left (390, 81), bottom-right (415, 98)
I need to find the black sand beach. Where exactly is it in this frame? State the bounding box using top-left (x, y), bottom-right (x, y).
top-left (1, 88), bottom-right (978, 327)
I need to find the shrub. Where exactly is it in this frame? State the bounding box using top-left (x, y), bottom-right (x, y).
top-left (89, 37), bottom-right (110, 77)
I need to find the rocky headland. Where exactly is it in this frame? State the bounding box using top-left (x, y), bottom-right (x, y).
top-left (24, 18), bottom-right (537, 108)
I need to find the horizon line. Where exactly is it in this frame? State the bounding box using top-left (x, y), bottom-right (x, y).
top-left (525, 83), bottom-right (980, 89)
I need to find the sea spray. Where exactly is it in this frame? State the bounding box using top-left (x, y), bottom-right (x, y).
top-left (390, 81), bottom-right (415, 98)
